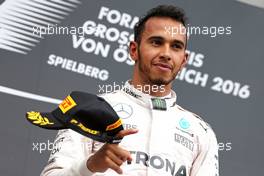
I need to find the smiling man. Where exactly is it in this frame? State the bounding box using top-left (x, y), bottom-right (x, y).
top-left (41, 5), bottom-right (219, 176)
top-left (130, 16), bottom-right (188, 96)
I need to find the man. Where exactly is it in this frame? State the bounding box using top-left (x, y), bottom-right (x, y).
top-left (41, 5), bottom-right (219, 176)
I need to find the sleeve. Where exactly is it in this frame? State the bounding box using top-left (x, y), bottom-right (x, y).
top-left (40, 129), bottom-right (95, 176)
top-left (190, 126), bottom-right (219, 176)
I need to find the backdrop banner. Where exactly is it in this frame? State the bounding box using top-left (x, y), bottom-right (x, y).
top-left (0, 0), bottom-right (263, 175)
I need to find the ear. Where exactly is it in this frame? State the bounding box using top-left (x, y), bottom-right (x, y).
top-left (129, 41), bottom-right (139, 62)
top-left (179, 51), bottom-right (189, 70)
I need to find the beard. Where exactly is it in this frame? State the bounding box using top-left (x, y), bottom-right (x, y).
top-left (137, 51), bottom-right (177, 86)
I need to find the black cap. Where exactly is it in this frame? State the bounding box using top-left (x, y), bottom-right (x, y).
top-left (26, 91), bottom-right (123, 144)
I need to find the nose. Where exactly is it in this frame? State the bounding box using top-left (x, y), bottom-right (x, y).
top-left (159, 44), bottom-right (171, 61)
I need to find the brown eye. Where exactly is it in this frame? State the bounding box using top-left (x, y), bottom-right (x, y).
top-left (151, 40), bottom-right (162, 46)
top-left (172, 43), bottom-right (183, 49)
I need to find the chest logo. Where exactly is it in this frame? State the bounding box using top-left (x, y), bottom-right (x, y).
top-left (113, 103), bottom-right (133, 119)
top-left (179, 118), bottom-right (190, 129)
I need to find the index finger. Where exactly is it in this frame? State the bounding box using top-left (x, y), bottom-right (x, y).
top-left (116, 129), bottom-right (138, 138)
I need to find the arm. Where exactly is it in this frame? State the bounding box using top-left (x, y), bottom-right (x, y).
top-left (40, 129), bottom-right (95, 176)
top-left (190, 127), bottom-right (219, 176)
top-left (40, 129), bottom-right (138, 176)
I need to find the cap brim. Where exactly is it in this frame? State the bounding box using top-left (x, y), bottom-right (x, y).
top-left (26, 111), bottom-right (66, 130)
top-left (66, 121), bottom-right (121, 144)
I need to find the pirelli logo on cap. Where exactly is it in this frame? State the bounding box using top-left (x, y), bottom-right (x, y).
top-left (59, 95), bottom-right (77, 114)
top-left (106, 119), bottom-right (122, 131)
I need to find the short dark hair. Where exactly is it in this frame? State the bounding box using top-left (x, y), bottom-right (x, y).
top-left (134, 5), bottom-right (188, 44)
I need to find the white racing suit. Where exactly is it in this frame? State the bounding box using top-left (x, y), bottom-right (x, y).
top-left (41, 82), bottom-right (219, 176)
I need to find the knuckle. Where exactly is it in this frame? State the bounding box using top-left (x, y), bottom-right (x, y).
top-left (105, 149), bottom-right (112, 156)
top-left (120, 148), bottom-right (128, 155)
top-left (117, 159), bottom-right (123, 166)
top-left (103, 156), bottom-right (109, 163)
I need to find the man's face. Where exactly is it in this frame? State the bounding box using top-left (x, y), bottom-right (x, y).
top-left (130, 17), bottom-right (188, 86)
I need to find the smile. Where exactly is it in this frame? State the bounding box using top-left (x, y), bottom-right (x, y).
top-left (153, 63), bottom-right (172, 72)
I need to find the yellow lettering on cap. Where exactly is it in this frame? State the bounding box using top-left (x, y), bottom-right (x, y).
top-left (70, 119), bottom-right (99, 135)
top-left (70, 119), bottom-right (78, 124)
top-left (59, 95), bottom-right (77, 114)
top-left (106, 119), bottom-right (122, 131)
top-left (78, 123), bottom-right (99, 135)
